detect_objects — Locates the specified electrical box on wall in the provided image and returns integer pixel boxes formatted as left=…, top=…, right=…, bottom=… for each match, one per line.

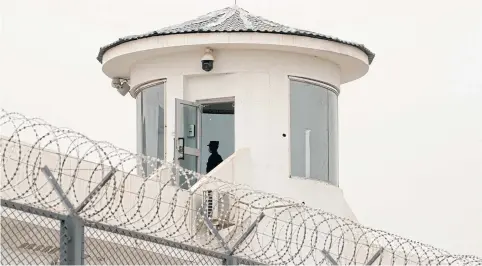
left=188, top=124, right=195, bottom=137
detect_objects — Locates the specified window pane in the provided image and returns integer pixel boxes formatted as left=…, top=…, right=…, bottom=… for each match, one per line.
left=136, top=83, right=165, bottom=176
left=328, top=91, right=339, bottom=186
left=290, top=80, right=336, bottom=184
left=179, top=154, right=198, bottom=189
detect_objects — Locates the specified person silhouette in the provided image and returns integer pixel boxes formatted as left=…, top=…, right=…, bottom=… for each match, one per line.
left=206, top=141, right=223, bottom=173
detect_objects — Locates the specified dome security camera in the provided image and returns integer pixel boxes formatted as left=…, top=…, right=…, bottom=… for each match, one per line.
left=117, top=82, right=130, bottom=96
left=111, top=78, right=121, bottom=88
left=111, top=77, right=130, bottom=96
left=201, top=48, right=214, bottom=72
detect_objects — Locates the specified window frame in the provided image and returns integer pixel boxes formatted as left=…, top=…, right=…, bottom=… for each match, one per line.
left=132, top=78, right=167, bottom=98
left=288, top=75, right=339, bottom=186
left=135, top=79, right=167, bottom=176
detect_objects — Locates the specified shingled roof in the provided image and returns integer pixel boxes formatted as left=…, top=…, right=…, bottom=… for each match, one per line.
left=97, top=5, right=375, bottom=64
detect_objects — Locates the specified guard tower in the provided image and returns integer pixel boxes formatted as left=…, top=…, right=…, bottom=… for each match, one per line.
left=97, top=6, right=374, bottom=219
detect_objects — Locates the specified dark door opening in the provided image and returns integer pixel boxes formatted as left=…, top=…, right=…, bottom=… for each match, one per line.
left=200, top=99, right=235, bottom=175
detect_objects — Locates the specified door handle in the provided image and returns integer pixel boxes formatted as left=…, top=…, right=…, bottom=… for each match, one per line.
left=177, top=137, right=185, bottom=160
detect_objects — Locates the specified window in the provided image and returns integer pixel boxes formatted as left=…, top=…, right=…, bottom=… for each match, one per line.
left=136, top=82, right=165, bottom=176
left=289, top=77, right=339, bottom=186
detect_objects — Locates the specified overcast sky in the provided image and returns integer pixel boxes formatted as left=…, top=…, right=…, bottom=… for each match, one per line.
left=1, top=0, right=481, bottom=257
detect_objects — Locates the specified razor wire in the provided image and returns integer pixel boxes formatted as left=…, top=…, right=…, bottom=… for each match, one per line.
left=1, top=108, right=481, bottom=266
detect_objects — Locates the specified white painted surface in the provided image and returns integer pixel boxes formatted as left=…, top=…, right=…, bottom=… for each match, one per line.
left=0, top=138, right=419, bottom=265
left=2, top=1, right=481, bottom=258
left=120, top=47, right=361, bottom=220
left=101, top=32, right=369, bottom=84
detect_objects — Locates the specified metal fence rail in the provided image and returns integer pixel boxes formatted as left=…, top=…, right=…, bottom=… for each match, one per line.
left=1, top=108, right=482, bottom=265
left=1, top=199, right=256, bottom=265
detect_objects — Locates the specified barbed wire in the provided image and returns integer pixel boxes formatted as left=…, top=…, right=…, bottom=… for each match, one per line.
left=1, top=108, right=481, bottom=265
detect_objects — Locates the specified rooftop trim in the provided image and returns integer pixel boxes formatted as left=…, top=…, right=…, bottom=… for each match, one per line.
left=96, top=6, right=375, bottom=64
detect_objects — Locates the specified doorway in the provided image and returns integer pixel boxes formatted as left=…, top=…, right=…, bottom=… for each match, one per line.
left=198, top=97, right=235, bottom=175
left=174, top=97, right=235, bottom=188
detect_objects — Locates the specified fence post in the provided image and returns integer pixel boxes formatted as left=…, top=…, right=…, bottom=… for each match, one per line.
left=322, top=249, right=338, bottom=265
left=223, top=256, right=238, bottom=265
left=199, top=206, right=232, bottom=254
left=367, top=248, right=384, bottom=265
left=60, top=215, right=85, bottom=265
left=223, top=212, right=265, bottom=265
left=229, top=212, right=265, bottom=255
left=42, top=166, right=85, bottom=265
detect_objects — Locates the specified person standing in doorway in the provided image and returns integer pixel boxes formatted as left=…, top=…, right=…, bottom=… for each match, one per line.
left=206, top=141, right=223, bottom=174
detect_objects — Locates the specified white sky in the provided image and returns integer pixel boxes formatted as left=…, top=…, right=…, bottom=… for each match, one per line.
left=1, top=0, right=481, bottom=257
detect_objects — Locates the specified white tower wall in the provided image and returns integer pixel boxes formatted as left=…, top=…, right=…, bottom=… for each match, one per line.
left=128, top=48, right=356, bottom=219
left=98, top=9, right=372, bottom=222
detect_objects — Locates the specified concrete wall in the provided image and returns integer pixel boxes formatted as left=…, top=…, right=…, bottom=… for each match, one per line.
left=129, top=49, right=356, bottom=220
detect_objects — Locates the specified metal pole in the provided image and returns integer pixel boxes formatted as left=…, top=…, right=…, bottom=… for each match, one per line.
left=41, top=166, right=75, bottom=214
left=60, top=215, right=85, bottom=265
left=229, top=212, right=265, bottom=255
left=1, top=199, right=67, bottom=220
left=199, top=207, right=232, bottom=254
left=42, top=166, right=84, bottom=265
left=367, top=248, right=384, bottom=265
left=223, top=256, right=238, bottom=265
left=322, top=249, right=338, bottom=265
left=75, top=169, right=116, bottom=213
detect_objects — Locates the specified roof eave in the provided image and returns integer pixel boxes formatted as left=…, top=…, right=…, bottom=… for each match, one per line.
left=97, top=31, right=375, bottom=65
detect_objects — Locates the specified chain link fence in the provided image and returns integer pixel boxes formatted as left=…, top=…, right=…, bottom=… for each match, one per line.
left=83, top=227, right=224, bottom=265
left=1, top=109, right=482, bottom=265
left=1, top=204, right=60, bottom=265
left=1, top=200, right=257, bottom=265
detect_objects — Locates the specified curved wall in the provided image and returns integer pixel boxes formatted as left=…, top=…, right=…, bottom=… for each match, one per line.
left=101, top=32, right=369, bottom=83
left=129, top=48, right=356, bottom=220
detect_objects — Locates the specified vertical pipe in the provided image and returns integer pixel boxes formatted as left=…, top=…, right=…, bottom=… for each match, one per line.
left=305, top=129, right=311, bottom=178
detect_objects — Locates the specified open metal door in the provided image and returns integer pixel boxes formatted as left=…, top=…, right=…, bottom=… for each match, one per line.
left=174, top=98, right=202, bottom=189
